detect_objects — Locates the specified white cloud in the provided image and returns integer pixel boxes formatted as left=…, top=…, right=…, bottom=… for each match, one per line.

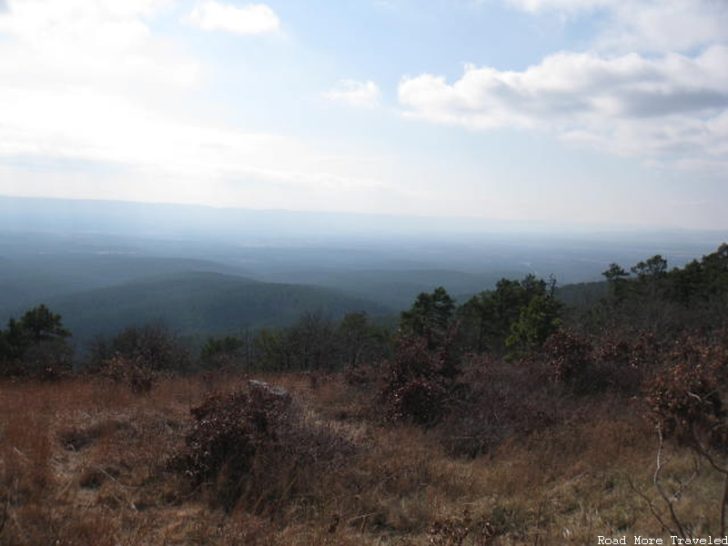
left=186, top=1, right=279, bottom=35
left=398, top=0, right=728, bottom=172
left=506, top=0, right=728, bottom=54
left=0, top=0, right=198, bottom=92
left=0, top=0, right=394, bottom=211
left=597, top=1, right=728, bottom=54
left=506, top=0, right=611, bottom=13
left=323, top=79, right=382, bottom=108
left=398, top=47, right=728, bottom=170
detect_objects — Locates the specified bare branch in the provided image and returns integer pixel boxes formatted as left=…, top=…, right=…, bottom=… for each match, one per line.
left=628, top=475, right=676, bottom=537
left=652, top=426, right=689, bottom=540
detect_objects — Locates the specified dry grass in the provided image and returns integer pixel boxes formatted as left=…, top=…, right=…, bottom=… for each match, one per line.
left=0, top=373, right=724, bottom=545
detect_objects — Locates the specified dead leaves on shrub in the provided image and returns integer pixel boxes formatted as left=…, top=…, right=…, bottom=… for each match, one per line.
left=170, top=380, right=356, bottom=513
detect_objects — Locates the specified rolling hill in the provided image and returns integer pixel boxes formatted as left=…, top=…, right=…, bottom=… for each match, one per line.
left=264, top=269, right=519, bottom=309
left=23, top=272, right=390, bottom=347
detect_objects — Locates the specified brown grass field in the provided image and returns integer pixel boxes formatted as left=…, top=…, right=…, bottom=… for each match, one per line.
left=0, top=372, right=724, bottom=545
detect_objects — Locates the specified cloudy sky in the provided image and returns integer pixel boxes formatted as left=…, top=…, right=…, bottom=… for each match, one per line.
left=0, top=0, right=727, bottom=229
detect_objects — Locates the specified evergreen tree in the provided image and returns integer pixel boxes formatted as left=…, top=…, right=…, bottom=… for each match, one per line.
left=400, top=287, right=455, bottom=349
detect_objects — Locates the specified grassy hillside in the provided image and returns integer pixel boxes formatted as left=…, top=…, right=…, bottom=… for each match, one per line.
left=0, top=373, right=718, bottom=545
left=37, top=272, right=390, bottom=346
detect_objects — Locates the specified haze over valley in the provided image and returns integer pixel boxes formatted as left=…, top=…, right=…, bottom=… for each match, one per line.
left=1, top=196, right=724, bottom=347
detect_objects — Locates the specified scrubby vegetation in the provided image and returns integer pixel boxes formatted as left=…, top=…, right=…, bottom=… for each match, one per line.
left=1, top=244, right=728, bottom=544
left=170, top=379, right=356, bottom=514
left=0, top=303, right=73, bottom=379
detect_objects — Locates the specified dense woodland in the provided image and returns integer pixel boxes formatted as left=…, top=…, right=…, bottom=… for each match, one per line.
left=1, top=244, right=728, bottom=544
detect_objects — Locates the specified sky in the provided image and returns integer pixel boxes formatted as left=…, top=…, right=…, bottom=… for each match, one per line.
left=0, top=0, right=727, bottom=230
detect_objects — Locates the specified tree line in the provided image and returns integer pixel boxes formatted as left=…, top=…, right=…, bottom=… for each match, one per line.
left=1, top=243, right=727, bottom=379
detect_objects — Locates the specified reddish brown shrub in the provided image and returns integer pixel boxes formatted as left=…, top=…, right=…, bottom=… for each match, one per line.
left=542, top=330, right=594, bottom=390
left=542, top=329, right=659, bottom=395
left=645, top=337, right=726, bottom=450
left=343, top=359, right=385, bottom=388
left=379, top=335, right=460, bottom=426
left=170, top=380, right=355, bottom=513
left=436, top=355, right=559, bottom=458
left=98, top=355, right=156, bottom=393
left=590, top=331, right=661, bottom=394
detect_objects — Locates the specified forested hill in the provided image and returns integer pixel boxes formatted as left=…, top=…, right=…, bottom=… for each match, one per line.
left=555, top=281, right=608, bottom=308
left=36, top=272, right=389, bottom=345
